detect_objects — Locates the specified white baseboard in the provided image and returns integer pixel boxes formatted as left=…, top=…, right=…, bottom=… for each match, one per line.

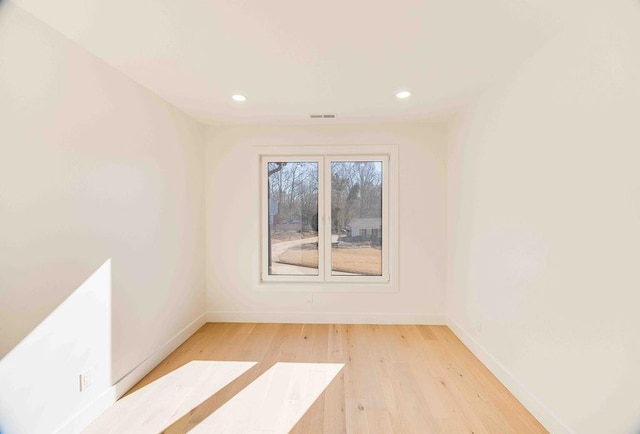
left=54, top=387, right=118, bottom=434
left=447, top=318, right=573, bottom=434
left=206, top=310, right=447, bottom=325
left=112, top=312, right=207, bottom=396
left=55, top=312, right=207, bottom=434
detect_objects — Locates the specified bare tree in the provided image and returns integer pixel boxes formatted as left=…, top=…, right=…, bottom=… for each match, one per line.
left=330, top=161, right=382, bottom=235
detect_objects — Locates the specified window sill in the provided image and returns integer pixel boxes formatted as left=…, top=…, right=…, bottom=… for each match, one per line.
left=254, top=280, right=398, bottom=293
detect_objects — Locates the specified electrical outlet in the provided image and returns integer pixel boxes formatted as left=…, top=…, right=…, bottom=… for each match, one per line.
left=80, top=370, right=92, bottom=392
left=306, top=294, right=314, bottom=304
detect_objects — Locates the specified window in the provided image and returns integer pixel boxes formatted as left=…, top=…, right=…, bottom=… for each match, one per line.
left=261, top=154, right=390, bottom=284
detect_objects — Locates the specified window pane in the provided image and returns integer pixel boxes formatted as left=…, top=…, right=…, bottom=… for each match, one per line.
left=331, top=161, right=383, bottom=276
left=267, top=162, right=319, bottom=276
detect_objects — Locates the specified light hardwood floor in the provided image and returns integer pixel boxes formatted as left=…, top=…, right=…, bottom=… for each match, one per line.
left=125, top=323, right=547, bottom=433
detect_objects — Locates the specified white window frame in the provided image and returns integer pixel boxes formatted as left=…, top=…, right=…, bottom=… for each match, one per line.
left=323, top=155, right=390, bottom=283
left=259, top=146, right=397, bottom=291
left=261, top=156, right=325, bottom=283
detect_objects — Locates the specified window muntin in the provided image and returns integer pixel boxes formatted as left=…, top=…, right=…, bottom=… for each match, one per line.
left=261, top=154, right=389, bottom=284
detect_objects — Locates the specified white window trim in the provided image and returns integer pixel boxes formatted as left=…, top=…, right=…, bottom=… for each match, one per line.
left=257, top=145, right=399, bottom=293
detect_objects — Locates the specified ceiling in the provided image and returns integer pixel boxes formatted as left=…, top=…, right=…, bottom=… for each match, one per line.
left=11, top=0, right=591, bottom=124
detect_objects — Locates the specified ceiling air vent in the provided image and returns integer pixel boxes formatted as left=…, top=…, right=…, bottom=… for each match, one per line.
left=310, top=113, right=337, bottom=119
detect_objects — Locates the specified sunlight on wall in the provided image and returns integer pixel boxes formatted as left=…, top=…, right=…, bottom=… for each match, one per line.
left=0, top=259, right=112, bottom=434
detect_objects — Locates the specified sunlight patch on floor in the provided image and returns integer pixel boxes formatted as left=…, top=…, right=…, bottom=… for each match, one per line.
left=190, top=362, right=344, bottom=434
left=84, top=361, right=256, bottom=434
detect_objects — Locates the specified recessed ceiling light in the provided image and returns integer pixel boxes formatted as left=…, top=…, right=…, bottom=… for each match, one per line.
left=396, top=91, right=412, bottom=99
left=232, top=94, right=247, bottom=102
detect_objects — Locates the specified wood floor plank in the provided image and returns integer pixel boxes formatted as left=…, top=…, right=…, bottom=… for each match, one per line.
left=111, top=323, right=547, bottom=434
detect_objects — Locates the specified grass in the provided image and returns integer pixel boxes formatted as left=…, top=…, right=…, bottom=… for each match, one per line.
left=277, top=243, right=382, bottom=276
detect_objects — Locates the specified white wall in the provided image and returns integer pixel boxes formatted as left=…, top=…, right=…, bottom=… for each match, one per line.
left=0, top=2, right=206, bottom=431
left=205, top=123, right=447, bottom=323
left=0, top=260, right=112, bottom=434
left=447, top=2, right=640, bottom=433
